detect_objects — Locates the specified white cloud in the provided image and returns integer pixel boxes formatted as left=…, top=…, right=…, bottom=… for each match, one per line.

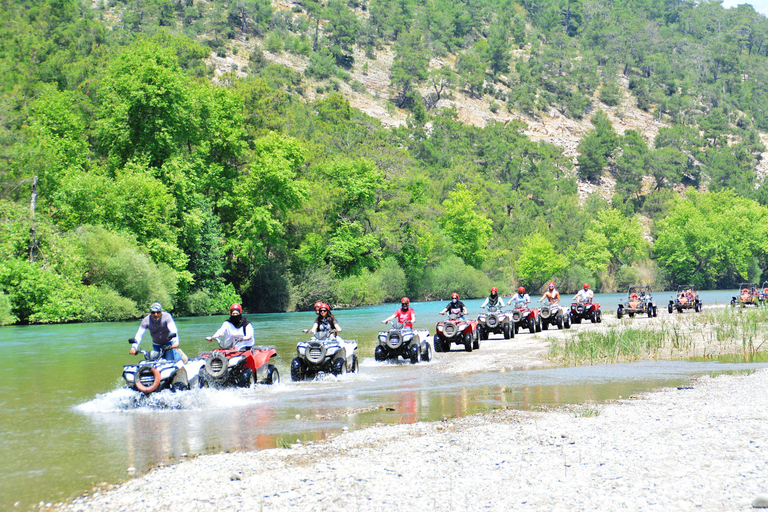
left=720, top=0, right=768, bottom=17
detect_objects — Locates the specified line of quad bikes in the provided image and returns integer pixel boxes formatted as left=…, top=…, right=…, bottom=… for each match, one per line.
left=122, top=284, right=745, bottom=400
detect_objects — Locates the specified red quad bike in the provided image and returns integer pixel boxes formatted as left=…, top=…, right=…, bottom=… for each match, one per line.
left=570, top=300, right=602, bottom=324
left=433, top=313, right=479, bottom=352
left=508, top=298, right=541, bottom=334
left=198, top=340, right=280, bottom=388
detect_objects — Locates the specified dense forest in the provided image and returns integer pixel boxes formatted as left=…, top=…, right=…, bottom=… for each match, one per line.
left=1, top=0, right=767, bottom=324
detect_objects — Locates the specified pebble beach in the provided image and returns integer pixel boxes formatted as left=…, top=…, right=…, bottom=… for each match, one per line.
left=57, top=366, right=768, bottom=512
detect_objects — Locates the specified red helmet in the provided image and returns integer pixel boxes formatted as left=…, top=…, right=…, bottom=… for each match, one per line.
left=518, top=287, right=525, bottom=293
left=548, top=282, right=555, bottom=289
left=320, top=303, right=330, bottom=311
left=583, top=283, right=589, bottom=289
left=401, top=297, right=410, bottom=305
left=230, top=303, right=242, bottom=314
left=314, top=301, right=323, bottom=309
left=451, top=292, right=459, bottom=299
left=491, top=287, right=498, bottom=293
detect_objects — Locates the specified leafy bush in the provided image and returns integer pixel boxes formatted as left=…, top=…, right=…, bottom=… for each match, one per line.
left=290, top=264, right=337, bottom=311
left=418, top=256, right=491, bottom=300
left=335, top=271, right=386, bottom=307
left=305, top=48, right=336, bottom=79
left=371, top=257, right=407, bottom=303
left=81, top=286, right=140, bottom=322
left=0, top=292, right=17, bottom=325
left=74, top=226, right=177, bottom=311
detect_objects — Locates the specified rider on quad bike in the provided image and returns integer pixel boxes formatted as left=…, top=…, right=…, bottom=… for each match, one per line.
left=570, top=283, right=602, bottom=323
left=538, top=283, right=570, bottom=330
left=130, top=302, right=186, bottom=362
left=508, top=287, right=540, bottom=334
left=434, top=293, right=479, bottom=352
left=477, top=287, right=513, bottom=340
left=382, top=297, right=416, bottom=327
left=199, top=303, right=279, bottom=387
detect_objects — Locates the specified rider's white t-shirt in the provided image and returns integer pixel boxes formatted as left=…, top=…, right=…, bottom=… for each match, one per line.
left=575, top=289, right=594, bottom=302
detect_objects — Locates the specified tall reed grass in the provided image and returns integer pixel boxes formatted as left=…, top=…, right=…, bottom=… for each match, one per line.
left=548, top=306, right=768, bottom=365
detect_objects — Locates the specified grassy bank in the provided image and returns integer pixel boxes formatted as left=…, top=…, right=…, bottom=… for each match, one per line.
left=548, top=307, right=768, bottom=365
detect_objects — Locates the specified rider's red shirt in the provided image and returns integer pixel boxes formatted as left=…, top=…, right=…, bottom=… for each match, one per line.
left=394, top=307, right=415, bottom=328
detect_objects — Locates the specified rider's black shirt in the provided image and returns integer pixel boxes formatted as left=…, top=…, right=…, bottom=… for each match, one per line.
left=444, top=300, right=466, bottom=315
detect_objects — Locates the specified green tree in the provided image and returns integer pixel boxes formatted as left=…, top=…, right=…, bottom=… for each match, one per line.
left=439, top=188, right=492, bottom=269
left=515, top=232, right=569, bottom=291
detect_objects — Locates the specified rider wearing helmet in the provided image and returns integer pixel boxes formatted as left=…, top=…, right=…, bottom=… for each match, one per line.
left=206, top=303, right=254, bottom=351
left=130, top=302, right=182, bottom=361
left=382, top=297, right=415, bottom=328
left=573, top=283, right=594, bottom=303
left=510, top=286, right=531, bottom=308
left=439, top=292, right=468, bottom=319
left=313, top=301, right=324, bottom=315
left=309, top=303, right=343, bottom=340
left=539, top=282, right=561, bottom=304
left=481, top=287, right=505, bottom=309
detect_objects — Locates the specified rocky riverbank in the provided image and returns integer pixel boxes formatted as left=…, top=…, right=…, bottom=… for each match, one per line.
left=56, top=365, right=768, bottom=512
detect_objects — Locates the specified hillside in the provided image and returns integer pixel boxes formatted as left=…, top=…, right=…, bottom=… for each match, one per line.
left=1, top=0, right=768, bottom=324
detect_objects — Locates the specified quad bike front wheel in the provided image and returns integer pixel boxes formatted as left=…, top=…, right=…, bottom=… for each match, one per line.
left=464, top=332, right=473, bottom=352
left=374, top=345, right=387, bottom=361
left=668, top=303, right=673, bottom=314
left=410, top=344, right=420, bottom=364
left=240, top=368, right=255, bottom=388
left=332, top=358, right=347, bottom=375
left=349, top=355, right=359, bottom=373
left=290, top=358, right=305, bottom=382
left=420, top=342, right=432, bottom=362
left=433, top=334, right=443, bottom=352
left=503, top=323, right=511, bottom=339
left=536, top=318, right=542, bottom=332
left=472, top=331, right=480, bottom=350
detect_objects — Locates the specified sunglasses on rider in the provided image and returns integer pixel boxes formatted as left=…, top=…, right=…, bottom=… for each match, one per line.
left=319, top=309, right=328, bottom=313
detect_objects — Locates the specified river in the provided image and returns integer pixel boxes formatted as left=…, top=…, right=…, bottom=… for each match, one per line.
left=0, top=289, right=763, bottom=509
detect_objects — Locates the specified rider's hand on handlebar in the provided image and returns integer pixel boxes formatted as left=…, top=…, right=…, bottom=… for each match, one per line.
left=303, top=329, right=309, bottom=333
left=129, top=348, right=136, bottom=355
left=206, top=337, right=213, bottom=342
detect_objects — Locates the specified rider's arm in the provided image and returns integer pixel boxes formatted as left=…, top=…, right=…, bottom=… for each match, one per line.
left=208, top=322, right=228, bottom=341
left=309, top=322, right=319, bottom=333
left=480, top=297, right=489, bottom=308
left=333, top=321, right=342, bottom=332
left=243, top=322, right=254, bottom=341
left=166, top=316, right=179, bottom=348
left=499, top=297, right=505, bottom=307
left=382, top=313, right=395, bottom=324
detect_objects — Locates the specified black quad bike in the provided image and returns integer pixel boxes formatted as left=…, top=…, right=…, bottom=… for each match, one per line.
left=374, top=321, right=432, bottom=364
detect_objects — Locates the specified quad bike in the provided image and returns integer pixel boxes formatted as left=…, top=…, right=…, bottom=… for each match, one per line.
left=198, top=338, right=279, bottom=388
left=374, top=321, right=432, bottom=364
left=731, top=283, right=759, bottom=308
left=508, top=299, right=541, bottom=334
left=291, top=330, right=359, bottom=381
left=433, top=313, right=479, bottom=352
left=476, top=305, right=513, bottom=340
left=538, top=301, right=570, bottom=330
left=570, top=300, right=602, bottom=324
left=668, top=285, right=702, bottom=313
left=122, top=334, right=205, bottom=395
left=617, top=285, right=658, bottom=319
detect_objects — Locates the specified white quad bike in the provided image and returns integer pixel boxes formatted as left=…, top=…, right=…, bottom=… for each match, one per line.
left=122, top=333, right=205, bottom=394
left=374, top=321, right=432, bottom=364
left=291, top=330, right=359, bottom=381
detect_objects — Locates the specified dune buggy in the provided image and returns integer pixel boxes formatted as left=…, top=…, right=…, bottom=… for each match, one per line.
left=668, top=285, right=702, bottom=313
left=476, top=305, right=513, bottom=340
left=617, top=286, right=657, bottom=319
left=731, top=283, right=760, bottom=308
left=375, top=321, right=432, bottom=363
left=570, top=300, right=601, bottom=324
left=433, top=313, right=479, bottom=352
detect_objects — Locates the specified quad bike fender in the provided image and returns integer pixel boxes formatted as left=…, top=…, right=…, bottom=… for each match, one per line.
left=250, top=346, right=278, bottom=369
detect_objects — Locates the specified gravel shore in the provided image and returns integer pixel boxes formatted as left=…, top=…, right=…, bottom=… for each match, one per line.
left=58, top=367, right=768, bottom=512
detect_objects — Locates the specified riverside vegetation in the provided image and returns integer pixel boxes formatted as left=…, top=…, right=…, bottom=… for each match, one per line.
left=1, top=0, right=768, bottom=324
left=548, top=306, right=768, bottom=365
